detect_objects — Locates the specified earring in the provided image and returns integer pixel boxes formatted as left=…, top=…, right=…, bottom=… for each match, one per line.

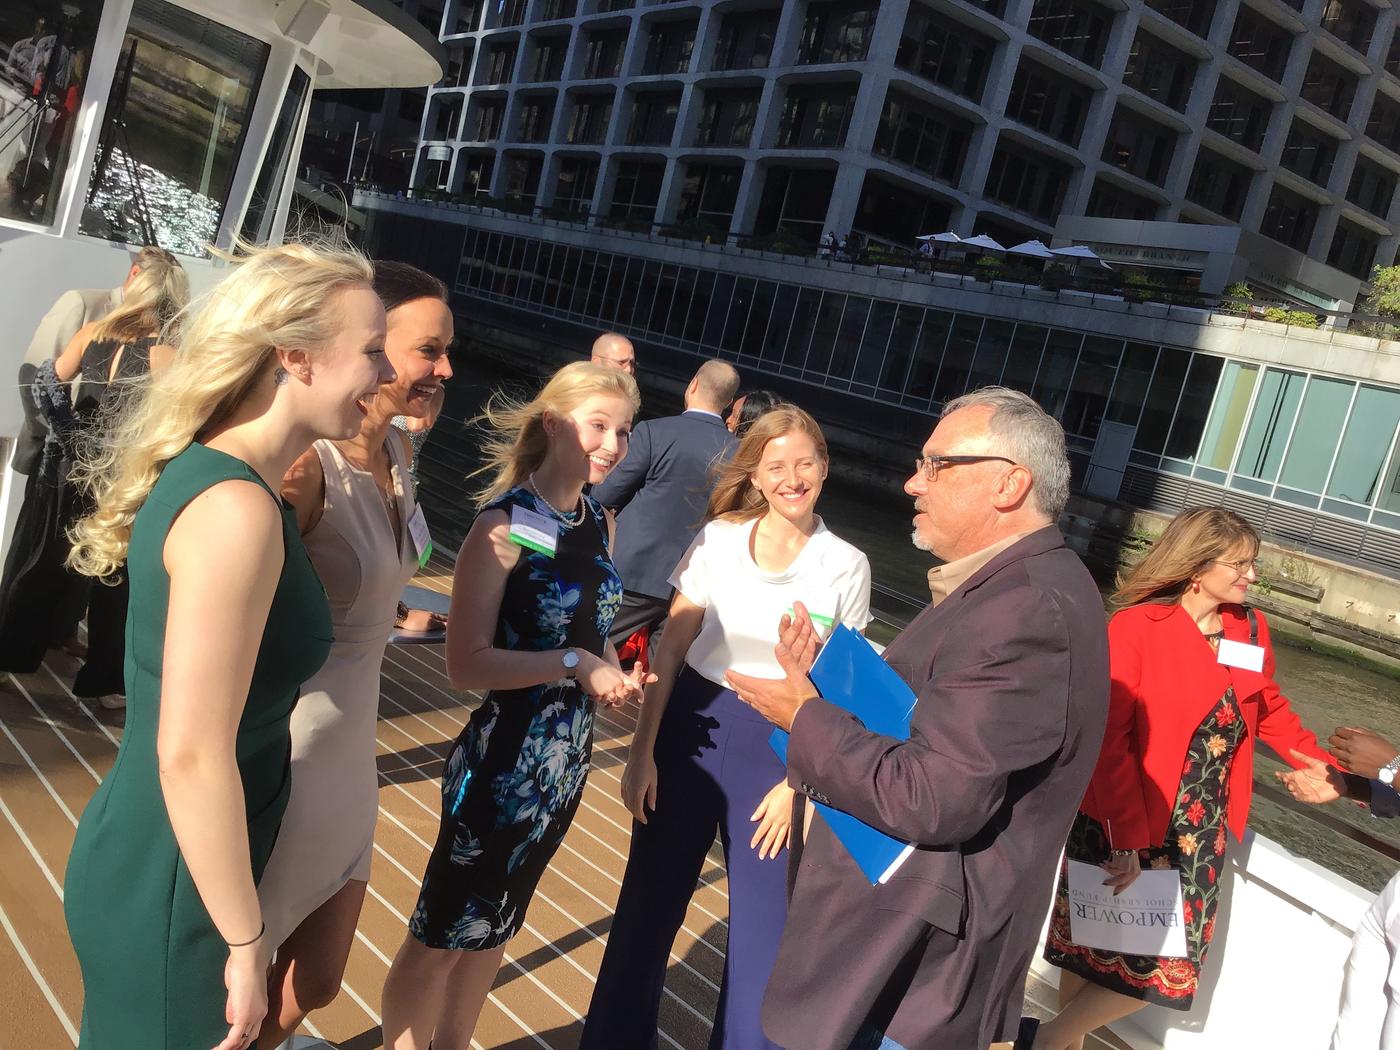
left=273, top=366, right=289, bottom=386
left=1192, top=581, right=1200, bottom=593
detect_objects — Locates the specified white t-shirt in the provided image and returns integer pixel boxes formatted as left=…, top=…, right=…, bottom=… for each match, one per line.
left=670, top=516, right=873, bottom=686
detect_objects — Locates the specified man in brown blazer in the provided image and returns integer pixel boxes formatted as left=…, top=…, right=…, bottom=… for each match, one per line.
left=728, top=387, right=1110, bottom=1050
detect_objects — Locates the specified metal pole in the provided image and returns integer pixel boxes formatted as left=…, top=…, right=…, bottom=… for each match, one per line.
left=345, top=119, right=359, bottom=181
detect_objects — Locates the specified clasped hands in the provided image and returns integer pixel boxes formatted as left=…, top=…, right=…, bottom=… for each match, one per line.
left=1275, top=727, right=1398, bottom=805
left=725, top=601, right=823, bottom=732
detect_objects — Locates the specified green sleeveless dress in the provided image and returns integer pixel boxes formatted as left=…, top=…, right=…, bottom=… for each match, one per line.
left=64, top=443, right=333, bottom=1048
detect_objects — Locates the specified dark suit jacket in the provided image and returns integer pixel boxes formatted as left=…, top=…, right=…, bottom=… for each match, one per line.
left=764, top=526, right=1110, bottom=1050
left=590, top=409, right=736, bottom=600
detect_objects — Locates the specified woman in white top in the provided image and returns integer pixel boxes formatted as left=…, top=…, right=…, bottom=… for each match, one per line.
left=580, top=404, right=872, bottom=1050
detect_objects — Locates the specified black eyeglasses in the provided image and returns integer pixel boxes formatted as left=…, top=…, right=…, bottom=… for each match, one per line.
left=914, top=454, right=1017, bottom=481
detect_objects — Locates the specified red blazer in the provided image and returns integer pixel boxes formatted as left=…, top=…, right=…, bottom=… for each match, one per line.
left=1080, top=602, right=1331, bottom=849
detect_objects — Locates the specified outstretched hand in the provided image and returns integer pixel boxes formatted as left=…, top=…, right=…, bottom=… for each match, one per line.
left=1277, top=749, right=1347, bottom=804
left=726, top=602, right=822, bottom=732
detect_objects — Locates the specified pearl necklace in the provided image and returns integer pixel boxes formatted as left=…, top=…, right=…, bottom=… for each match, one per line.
left=528, top=474, right=585, bottom=526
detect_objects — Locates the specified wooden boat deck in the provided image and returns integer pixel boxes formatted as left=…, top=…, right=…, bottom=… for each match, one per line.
left=0, top=556, right=1131, bottom=1049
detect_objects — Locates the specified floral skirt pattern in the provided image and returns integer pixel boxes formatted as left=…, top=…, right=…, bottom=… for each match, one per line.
left=1044, top=688, right=1246, bottom=1010
left=408, top=683, right=594, bottom=951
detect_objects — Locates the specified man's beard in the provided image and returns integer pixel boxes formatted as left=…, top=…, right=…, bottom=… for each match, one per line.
left=910, top=526, right=932, bottom=552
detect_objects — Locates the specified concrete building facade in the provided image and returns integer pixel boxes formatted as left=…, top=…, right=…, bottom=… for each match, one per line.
left=412, top=0, right=1400, bottom=308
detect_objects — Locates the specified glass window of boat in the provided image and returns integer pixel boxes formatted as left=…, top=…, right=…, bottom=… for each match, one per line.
left=80, top=0, right=269, bottom=256
left=240, top=66, right=309, bottom=245
left=0, top=0, right=103, bottom=227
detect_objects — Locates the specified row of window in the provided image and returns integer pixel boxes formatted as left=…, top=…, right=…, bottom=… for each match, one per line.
left=455, top=226, right=1400, bottom=533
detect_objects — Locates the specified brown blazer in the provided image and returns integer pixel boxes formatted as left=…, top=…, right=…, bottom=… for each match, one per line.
left=763, top=527, right=1110, bottom=1050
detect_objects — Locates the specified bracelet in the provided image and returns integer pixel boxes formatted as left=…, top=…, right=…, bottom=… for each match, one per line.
left=225, top=921, right=264, bottom=948
left=1109, top=848, right=1137, bottom=858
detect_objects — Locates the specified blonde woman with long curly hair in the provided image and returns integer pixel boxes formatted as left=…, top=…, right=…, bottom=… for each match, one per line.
left=582, top=404, right=871, bottom=1050
left=382, top=361, right=648, bottom=1050
left=62, top=242, right=393, bottom=1050
left=0, top=249, right=187, bottom=692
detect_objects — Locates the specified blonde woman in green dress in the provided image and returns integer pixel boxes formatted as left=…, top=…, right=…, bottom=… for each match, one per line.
left=62, top=242, right=395, bottom=1050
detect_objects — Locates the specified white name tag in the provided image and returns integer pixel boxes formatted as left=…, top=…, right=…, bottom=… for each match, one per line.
left=407, top=505, right=433, bottom=569
left=1217, top=637, right=1265, bottom=672
left=508, top=505, right=559, bottom=558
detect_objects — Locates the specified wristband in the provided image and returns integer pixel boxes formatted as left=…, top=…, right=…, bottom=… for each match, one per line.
left=1109, top=848, right=1137, bottom=858
left=225, top=921, right=265, bottom=948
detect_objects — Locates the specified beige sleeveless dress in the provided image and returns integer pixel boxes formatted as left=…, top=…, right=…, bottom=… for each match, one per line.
left=257, top=435, right=418, bottom=946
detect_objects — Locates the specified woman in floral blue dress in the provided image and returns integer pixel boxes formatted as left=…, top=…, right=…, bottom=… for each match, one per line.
left=381, top=361, right=649, bottom=1049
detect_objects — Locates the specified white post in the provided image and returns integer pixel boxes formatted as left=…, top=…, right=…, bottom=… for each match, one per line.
left=345, top=119, right=360, bottom=181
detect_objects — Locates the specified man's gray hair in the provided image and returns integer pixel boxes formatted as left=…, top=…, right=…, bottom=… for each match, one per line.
left=942, top=386, right=1070, bottom=519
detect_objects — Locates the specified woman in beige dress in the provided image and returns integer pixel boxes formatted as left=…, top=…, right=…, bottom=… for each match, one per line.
left=256, top=262, right=454, bottom=1047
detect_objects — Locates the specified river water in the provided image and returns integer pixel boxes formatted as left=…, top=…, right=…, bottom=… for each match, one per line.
left=429, top=352, right=1400, bottom=893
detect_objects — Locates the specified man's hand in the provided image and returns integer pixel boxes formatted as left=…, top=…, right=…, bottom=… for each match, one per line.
left=1277, top=749, right=1347, bottom=804
left=726, top=603, right=822, bottom=732
left=1328, top=727, right=1398, bottom=778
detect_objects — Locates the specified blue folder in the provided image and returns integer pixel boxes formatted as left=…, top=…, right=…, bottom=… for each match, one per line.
left=770, top=624, right=919, bottom=885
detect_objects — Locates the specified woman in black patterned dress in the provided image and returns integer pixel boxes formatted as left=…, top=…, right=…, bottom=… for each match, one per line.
left=381, top=361, right=651, bottom=1050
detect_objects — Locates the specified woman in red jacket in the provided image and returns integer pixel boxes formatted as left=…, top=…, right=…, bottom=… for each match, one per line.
left=1032, top=507, right=1335, bottom=1050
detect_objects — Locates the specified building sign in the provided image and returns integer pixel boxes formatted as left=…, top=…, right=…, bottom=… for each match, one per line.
left=1085, top=243, right=1208, bottom=270
left=426, top=145, right=452, bottom=162
left=1247, top=268, right=1340, bottom=311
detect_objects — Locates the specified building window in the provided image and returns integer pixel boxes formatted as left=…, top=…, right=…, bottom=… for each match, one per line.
left=642, top=20, right=697, bottom=76
left=1280, top=119, right=1341, bottom=187
left=1227, top=7, right=1293, bottom=83
left=1143, top=0, right=1215, bottom=38
left=493, top=0, right=527, bottom=27
left=627, top=91, right=681, bottom=146
left=482, top=41, right=517, bottom=84
left=583, top=28, right=628, bottom=78
left=873, top=90, right=973, bottom=185
left=754, top=166, right=836, bottom=242
left=1026, top=0, right=1114, bottom=69
left=698, top=88, right=760, bottom=147
left=856, top=173, right=953, bottom=246
left=503, top=153, right=542, bottom=205
left=1005, top=58, right=1094, bottom=146
left=457, top=151, right=494, bottom=197
left=1321, top=0, right=1375, bottom=54
left=797, top=1, right=879, bottom=65
left=566, top=92, right=613, bottom=144
left=553, top=156, right=598, bottom=214
left=1101, top=105, right=1178, bottom=186
left=1123, top=30, right=1196, bottom=112
left=678, top=163, right=742, bottom=228
left=528, top=34, right=569, bottom=82
left=1260, top=182, right=1320, bottom=251
left=984, top=141, right=1072, bottom=221
left=1347, top=155, right=1397, bottom=219
left=1207, top=76, right=1272, bottom=153
left=1185, top=147, right=1254, bottom=220
left=80, top=0, right=268, bottom=255
left=1366, top=91, right=1400, bottom=154
left=713, top=8, right=779, bottom=71
left=896, top=2, right=994, bottom=103
left=1328, top=218, right=1380, bottom=279
left=538, top=0, right=576, bottom=20
left=448, top=1, right=483, bottom=34
left=1300, top=51, right=1357, bottom=121
left=1086, top=177, right=1160, bottom=219
left=610, top=159, right=665, bottom=221
left=517, top=95, right=555, bottom=142
left=1329, top=386, right=1400, bottom=509
left=1388, top=28, right=1400, bottom=78
left=776, top=84, right=858, bottom=148
left=470, top=98, right=506, bottom=141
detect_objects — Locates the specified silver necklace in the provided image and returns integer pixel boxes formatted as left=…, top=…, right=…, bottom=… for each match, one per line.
left=528, top=474, right=585, bottom=526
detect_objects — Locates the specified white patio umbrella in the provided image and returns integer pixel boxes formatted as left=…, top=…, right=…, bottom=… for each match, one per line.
left=916, top=231, right=963, bottom=243
left=961, top=233, right=1006, bottom=252
left=1008, top=239, right=1057, bottom=260
left=1051, top=244, right=1111, bottom=268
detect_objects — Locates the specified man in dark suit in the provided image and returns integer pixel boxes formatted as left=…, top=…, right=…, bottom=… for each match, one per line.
left=728, top=386, right=1110, bottom=1050
left=591, top=358, right=740, bottom=651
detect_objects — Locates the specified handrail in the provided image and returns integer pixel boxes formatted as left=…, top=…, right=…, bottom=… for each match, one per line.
left=355, top=188, right=1400, bottom=344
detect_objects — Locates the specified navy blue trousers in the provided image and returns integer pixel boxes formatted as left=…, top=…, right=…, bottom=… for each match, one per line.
left=582, top=666, right=789, bottom=1050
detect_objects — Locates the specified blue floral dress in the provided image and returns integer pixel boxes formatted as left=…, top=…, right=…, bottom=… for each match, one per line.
left=409, top=487, right=622, bottom=950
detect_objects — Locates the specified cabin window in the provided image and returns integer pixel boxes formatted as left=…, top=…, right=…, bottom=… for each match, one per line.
left=0, top=0, right=104, bottom=228
left=80, top=0, right=269, bottom=256
left=240, top=66, right=310, bottom=245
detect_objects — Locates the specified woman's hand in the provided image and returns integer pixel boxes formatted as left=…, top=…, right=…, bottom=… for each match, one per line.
left=624, top=661, right=658, bottom=699
left=1101, top=851, right=1141, bottom=896
left=214, top=940, right=271, bottom=1050
left=750, top=779, right=796, bottom=860
left=621, top=749, right=658, bottom=823
left=1278, top=749, right=1346, bottom=804
left=577, top=652, right=642, bottom=708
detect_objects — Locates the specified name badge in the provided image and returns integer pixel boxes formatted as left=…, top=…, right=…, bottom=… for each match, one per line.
left=1217, top=637, right=1265, bottom=673
left=509, top=505, right=559, bottom=558
left=407, top=505, right=433, bottom=569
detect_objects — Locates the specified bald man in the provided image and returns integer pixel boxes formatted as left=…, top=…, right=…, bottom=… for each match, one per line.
left=591, top=359, right=740, bottom=654
left=591, top=332, right=636, bottom=375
